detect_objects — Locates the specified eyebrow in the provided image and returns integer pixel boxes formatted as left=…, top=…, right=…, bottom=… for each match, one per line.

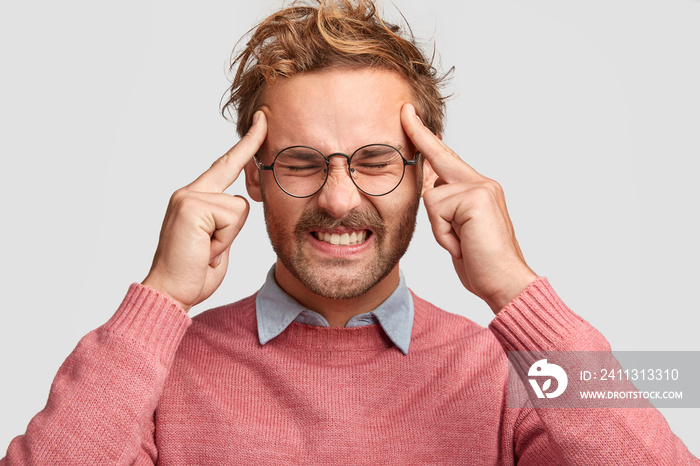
left=356, top=144, right=404, bottom=155
left=269, top=143, right=405, bottom=157
left=277, top=148, right=323, bottom=161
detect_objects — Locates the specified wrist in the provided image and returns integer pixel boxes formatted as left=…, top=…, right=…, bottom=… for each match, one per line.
left=487, top=269, right=539, bottom=314
left=141, top=275, right=192, bottom=313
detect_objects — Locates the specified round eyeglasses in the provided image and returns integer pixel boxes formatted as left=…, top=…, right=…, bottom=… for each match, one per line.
left=254, top=144, right=420, bottom=198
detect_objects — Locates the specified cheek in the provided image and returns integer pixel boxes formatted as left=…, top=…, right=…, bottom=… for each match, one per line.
left=397, top=169, right=423, bottom=207
left=262, top=190, right=307, bottom=231
left=374, top=187, right=421, bottom=228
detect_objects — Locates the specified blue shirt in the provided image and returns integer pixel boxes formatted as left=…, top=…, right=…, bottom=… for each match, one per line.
left=255, top=266, right=414, bottom=354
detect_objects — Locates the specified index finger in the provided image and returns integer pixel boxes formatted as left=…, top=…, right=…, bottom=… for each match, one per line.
left=188, top=110, right=268, bottom=193
left=400, top=103, right=480, bottom=183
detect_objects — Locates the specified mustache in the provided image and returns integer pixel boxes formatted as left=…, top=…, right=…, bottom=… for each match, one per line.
left=294, top=207, right=386, bottom=236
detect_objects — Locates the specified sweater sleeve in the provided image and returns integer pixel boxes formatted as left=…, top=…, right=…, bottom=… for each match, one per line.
left=489, top=278, right=699, bottom=465
left=1, top=283, right=191, bottom=465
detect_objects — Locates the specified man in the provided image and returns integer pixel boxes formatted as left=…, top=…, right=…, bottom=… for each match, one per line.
left=1, top=0, right=697, bottom=464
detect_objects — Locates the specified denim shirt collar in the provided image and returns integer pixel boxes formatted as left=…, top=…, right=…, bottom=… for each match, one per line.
left=256, top=266, right=413, bottom=355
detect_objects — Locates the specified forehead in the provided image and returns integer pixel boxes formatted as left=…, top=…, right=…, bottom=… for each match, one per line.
left=260, top=68, right=413, bottom=153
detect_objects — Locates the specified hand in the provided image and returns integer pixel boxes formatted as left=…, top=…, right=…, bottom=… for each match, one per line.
left=142, top=111, right=267, bottom=312
left=401, top=104, right=537, bottom=314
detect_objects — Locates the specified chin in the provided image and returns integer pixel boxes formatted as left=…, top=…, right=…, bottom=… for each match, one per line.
left=307, top=265, right=392, bottom=300
left=280, top=253, right=396, bottom=300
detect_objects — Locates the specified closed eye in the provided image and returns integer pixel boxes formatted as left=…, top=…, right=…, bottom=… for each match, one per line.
left=284, top=164, right=322, bottom=172
left=356, top=162, right=388, bottom=169
left=276, top=147, right=326, bottom=173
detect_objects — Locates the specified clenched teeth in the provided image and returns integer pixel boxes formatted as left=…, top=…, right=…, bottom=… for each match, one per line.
left=313, top=230, right=368, bottom=246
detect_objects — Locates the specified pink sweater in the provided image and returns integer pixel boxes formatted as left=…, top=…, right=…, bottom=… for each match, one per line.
left=1, top=278, right=697, bottom=464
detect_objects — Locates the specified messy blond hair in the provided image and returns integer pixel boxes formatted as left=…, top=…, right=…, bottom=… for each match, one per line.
left=221, top=0, right=449, bottom=137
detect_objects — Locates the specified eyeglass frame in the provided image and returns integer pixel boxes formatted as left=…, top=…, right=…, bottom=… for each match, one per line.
left=253, top=143, right=421, bottom=198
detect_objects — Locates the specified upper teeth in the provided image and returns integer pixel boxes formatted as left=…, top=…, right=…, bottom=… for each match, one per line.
left=315, top=230, right=368, bottom=245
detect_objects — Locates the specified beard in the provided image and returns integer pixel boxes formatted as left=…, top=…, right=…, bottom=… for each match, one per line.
left=263, top=196, right=420, bottom=300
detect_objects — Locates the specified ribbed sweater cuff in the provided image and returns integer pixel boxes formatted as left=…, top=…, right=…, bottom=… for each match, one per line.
left=102, top=283, right=192, bottom=365
left=488, top=277, right=586, bottom=353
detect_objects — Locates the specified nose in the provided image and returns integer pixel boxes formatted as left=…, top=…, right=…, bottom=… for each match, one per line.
left=316, top=154, right=362, bottom=218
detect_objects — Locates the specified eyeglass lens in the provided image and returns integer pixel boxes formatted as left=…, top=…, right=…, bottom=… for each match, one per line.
left=273, top=145, right=406, bottom=197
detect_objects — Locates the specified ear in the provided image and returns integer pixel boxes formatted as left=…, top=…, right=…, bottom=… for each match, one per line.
left=244, top=159, right=263, bottom=202
left=420, top=133, right=441, bottom=196
left=421, top=156, right=439, bottom=196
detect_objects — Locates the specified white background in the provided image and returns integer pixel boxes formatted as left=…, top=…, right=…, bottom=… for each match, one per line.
left=1, top=0, right=698, bottom=457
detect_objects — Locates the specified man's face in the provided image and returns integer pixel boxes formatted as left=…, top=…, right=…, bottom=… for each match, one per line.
left=247, top=68, right=423, bottom=300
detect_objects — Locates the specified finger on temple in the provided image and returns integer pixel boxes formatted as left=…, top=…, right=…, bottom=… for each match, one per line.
left=189, top=111, right=268, bottom=193
left=400, top=103, right=481, bottom=184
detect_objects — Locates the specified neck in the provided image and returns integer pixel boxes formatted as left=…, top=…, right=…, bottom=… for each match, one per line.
left=273, top=259, right=400, bottom=327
